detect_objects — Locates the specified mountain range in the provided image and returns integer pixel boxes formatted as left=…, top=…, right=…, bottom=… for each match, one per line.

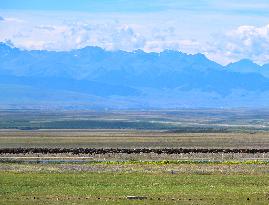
left=1, top=42, right=269, bottom=109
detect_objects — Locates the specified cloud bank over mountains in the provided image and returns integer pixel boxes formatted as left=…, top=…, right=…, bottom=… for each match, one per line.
left=1, top=11, right=269, bottom=65
left=0, top=16, right=200, bottom=55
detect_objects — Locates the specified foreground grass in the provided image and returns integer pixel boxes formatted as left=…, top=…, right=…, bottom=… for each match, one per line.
left=0, top=171, right=269, bottom=204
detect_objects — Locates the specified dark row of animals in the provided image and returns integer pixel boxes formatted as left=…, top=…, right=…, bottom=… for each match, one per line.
left=0, top=148, right=268, bottom=154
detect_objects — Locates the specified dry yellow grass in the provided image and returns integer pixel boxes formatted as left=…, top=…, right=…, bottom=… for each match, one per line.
left=0, top=130, right=268, bottom=149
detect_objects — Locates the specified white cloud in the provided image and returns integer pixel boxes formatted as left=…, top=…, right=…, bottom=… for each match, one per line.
left=0, top=20, right=148, bottom=51
left=208, top=24, right=269, bottom=65
left=0, top=16, right=202, bottom=55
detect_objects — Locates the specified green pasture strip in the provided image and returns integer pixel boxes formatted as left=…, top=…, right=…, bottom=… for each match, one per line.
left=0, top=172, right=268, bottom=205
left=94, top=159, right=269, bottom=165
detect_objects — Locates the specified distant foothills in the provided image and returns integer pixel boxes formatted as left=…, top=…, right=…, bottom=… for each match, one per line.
left=1, top=42, right=269, bottom=109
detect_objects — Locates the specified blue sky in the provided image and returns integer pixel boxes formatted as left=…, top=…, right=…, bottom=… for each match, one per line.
left=1, top=0, right=269, bottom=14
left=1, top=0, right=269, bottom=64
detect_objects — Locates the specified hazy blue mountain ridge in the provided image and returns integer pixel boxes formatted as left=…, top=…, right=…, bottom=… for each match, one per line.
left=227, top=59, right=269, bottom=78
left=1, top=43, right=269, bottom=108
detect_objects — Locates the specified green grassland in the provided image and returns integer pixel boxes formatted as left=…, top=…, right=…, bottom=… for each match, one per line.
left=1, top=161, right=269, bottom=204
left=0, top=168, right=269, bottom=205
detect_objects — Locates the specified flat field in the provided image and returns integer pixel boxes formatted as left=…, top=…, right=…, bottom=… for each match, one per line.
left=0, top=162, right=269, bottom=205
left=0, top=130, right=269, bottom=149
left=0, top=109, right=269, bottom=204
left=1, top=109, right=269, bottom=132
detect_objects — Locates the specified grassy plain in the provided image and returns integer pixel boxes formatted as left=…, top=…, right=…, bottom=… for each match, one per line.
left=0, top=164, right=269, bottom=205
left=0, top=109, right=269, bottom=204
